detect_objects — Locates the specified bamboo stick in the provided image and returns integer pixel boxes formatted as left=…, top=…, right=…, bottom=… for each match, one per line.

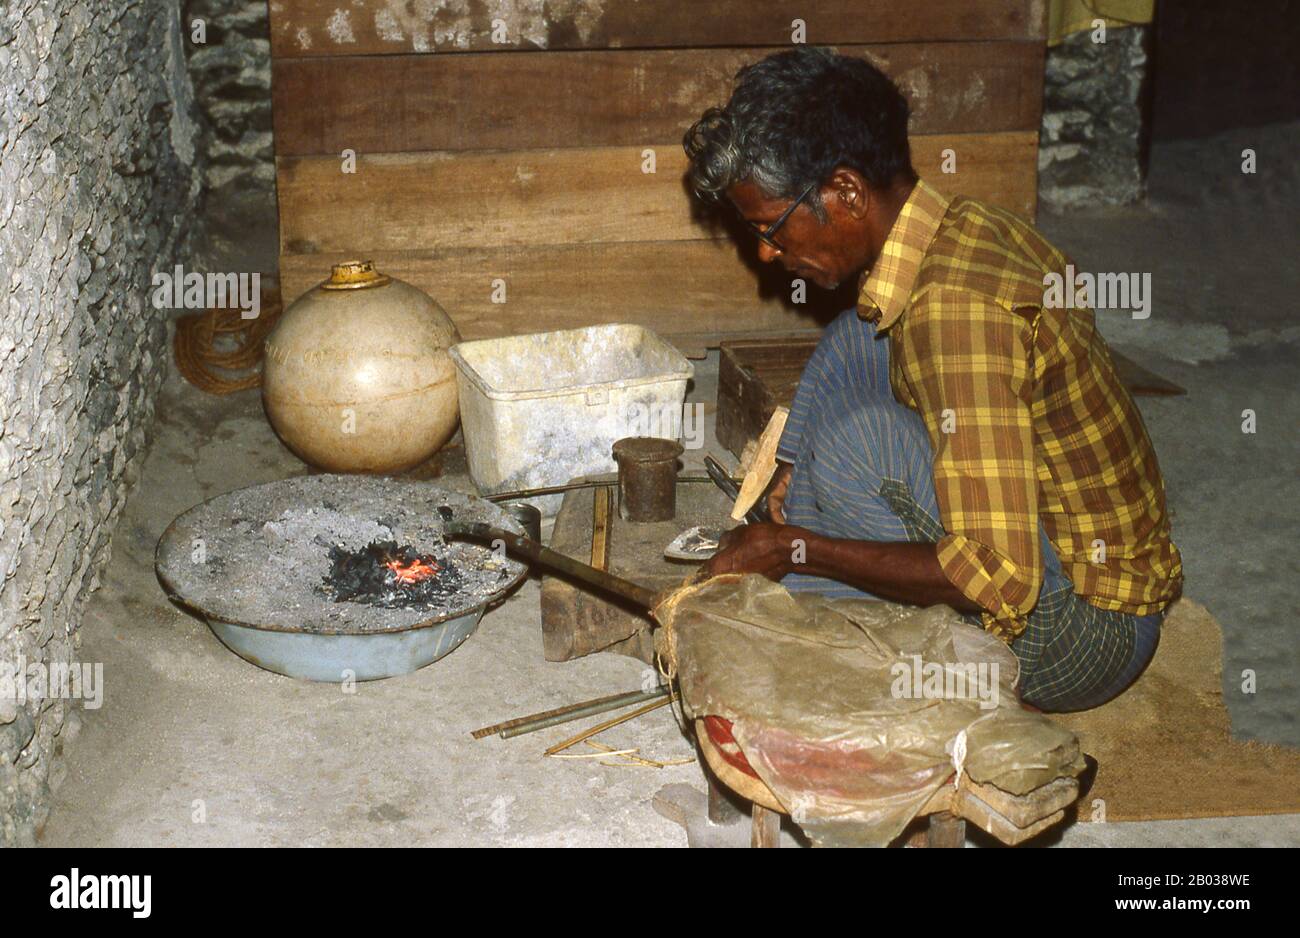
left=591, top=484, right=612, bottom=571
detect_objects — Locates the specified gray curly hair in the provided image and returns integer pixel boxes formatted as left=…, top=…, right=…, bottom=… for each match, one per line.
left=683, top=47, right=915, bottom=222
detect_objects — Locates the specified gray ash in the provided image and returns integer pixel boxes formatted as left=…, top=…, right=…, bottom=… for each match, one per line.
left=156, top=476, right=529, bottom=635
left=325, top=539, right=464, bottom=609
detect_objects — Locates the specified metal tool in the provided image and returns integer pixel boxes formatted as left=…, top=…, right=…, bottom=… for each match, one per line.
left=704, top=455, right=740, bottom=498
left=483, top=474, right=715, bottom=503
left=500, top=501, right=542, bottom=543
left=663, top=524, right=726, bottom=561
left=661, top=454, right=769, bottom=560
left=471, top=686, right=671, bottom=740
left=444, top=521, right=658, bottom=610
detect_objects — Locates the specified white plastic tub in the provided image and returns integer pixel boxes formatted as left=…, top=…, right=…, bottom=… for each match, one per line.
left=449, top=324, right=693, bottom=511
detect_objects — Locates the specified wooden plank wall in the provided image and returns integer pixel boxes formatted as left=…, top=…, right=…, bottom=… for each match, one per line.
left=269, top=1, right=1047, bottom=347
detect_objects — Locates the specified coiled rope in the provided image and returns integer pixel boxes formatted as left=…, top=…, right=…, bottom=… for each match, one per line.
left=173, top=287, right=283, bottom=394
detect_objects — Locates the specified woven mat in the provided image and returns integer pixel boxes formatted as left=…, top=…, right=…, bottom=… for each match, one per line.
left=1051, top=598, right=1300, bottom=821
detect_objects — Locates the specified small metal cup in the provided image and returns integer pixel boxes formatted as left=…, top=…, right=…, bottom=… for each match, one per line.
left=612, top=437, right=684, bottom=522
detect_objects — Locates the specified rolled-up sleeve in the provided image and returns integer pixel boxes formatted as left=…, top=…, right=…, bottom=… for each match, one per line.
left=896, top=289, right=1041, bottom=641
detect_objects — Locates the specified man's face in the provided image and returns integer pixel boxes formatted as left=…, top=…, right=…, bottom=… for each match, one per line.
left=727, top=178, right=868, bottom=290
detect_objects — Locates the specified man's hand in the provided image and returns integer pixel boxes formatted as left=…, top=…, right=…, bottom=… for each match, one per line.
left=702, top=522, right=806, bottom=581
left=765, top=461, right=794, bottom=524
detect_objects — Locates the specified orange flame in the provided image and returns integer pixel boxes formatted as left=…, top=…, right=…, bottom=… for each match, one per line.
left=385, top=556, right=439, bottom=585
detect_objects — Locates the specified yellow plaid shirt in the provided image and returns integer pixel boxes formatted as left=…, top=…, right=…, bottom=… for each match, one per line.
left=858, top=179, right=1183, bottom=640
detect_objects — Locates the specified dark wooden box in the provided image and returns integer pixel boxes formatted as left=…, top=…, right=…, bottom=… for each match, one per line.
left=716, top=337, right=819, bottom=458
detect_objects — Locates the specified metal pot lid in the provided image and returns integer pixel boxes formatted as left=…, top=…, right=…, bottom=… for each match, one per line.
left=155, top=475, right=527, bottom=635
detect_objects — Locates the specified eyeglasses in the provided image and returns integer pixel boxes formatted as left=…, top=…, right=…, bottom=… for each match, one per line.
left=738, top=182, right=818, bottom=254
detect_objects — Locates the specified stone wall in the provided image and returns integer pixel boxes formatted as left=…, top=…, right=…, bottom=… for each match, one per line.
left=0, top=0, right=203, bottom=845
left=1038, top=26, right=1151, bottom=212
left=183, top=0, right=274, bottom=195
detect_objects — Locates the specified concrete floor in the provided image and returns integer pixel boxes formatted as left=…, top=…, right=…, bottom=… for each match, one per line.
left=40, top=124, right=1300, bottom=847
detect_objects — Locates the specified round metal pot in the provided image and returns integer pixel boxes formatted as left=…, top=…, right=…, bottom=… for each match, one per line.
left=262, top=260, right=462, bottom=473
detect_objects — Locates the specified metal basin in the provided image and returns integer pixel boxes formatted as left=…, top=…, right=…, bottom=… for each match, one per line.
left=205, top=608, right=486, bottom=683
left=155, top=475, right=528, bottom=682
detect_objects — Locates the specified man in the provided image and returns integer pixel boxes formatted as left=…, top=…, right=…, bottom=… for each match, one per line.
left=683, top=47, right=1182, bottom=712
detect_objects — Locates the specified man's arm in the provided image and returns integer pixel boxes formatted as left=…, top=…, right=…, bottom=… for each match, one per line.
left=904, top=290, right=1042, bottom=635
left=703, top=522, right=982, bottom=612
left=706, top=290, right=1042, bottom=635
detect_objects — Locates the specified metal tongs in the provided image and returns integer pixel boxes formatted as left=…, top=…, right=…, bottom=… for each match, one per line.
left=662, top=456, right=768, bottom=560
left=444, top=521, right=660, bottom=610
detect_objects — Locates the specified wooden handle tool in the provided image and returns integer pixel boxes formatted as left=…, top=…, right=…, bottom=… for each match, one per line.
left=731, top=406, right=788, bottom=521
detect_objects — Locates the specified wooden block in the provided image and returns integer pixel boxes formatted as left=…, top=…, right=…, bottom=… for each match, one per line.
left=541, top=481, right=737, bottom=663
left=665, top=329, right=821, bottom=361
left=923, top=810, right=967, bottom=848
left=706, top=770, right=744, bottom=825
left=269, top=1, right=1046, bottom=59
left=924, top=131, right=1040, bottom=221
left=276, top=146, right=720, bottom=254
left=276, top=132, right=1039, bottom=254
left=270, top=43, right=1044, bottom=156
left=541, top=485, right=653, bottom=663
left=751, top=804, right=781, bottom=848
left=963, top=775, right=1079, bottom=829
left=953, top=786, right=1069, bottom=845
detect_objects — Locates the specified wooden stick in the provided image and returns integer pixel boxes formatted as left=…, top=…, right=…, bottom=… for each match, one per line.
left=731, top=407, right=788, bottom=521
left=751, top=804, right=781, bottom=848
left=548, top=748, right=640, bottom=760
left=591, top=484, right=612, bottom=572
left=544, top=694, right=677, bottom=757
left=583, top=740, right=696, bottom=769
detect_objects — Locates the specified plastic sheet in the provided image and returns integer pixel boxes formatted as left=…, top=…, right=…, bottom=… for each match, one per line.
left=655, top=574, right=1085, bottom=847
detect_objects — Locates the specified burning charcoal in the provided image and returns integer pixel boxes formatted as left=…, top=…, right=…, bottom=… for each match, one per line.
left=323, top=539, right=465, bottom=609
left=160, top=477, right=527, bottom=636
